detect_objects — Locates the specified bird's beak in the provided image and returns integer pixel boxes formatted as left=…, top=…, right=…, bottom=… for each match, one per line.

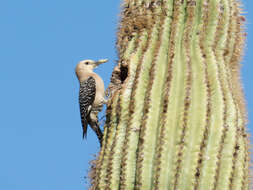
left=94, top=59, right=108, bottom=68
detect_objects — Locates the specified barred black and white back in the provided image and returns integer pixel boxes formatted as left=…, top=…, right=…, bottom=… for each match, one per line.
left=79, top=76, right=96, bottom=138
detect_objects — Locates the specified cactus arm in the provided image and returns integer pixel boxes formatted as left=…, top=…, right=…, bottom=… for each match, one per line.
left=95, top=38, right=137, bottom=189
left=175, top=1, right=208, bottom=189
left=95, top=92, right=120, bottom=189
left=197, top=0, right=226, bottom=189
left=107, top=34, right=149, bottom=189
left=120, top=23, right=160, bottom=189
left=211, top=0, right=238, bottom=189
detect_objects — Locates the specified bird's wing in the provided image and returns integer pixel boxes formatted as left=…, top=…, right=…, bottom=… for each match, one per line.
left=79, top=76, right=96, bottom=138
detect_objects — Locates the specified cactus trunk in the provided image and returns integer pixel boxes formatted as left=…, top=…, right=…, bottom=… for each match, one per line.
left=90, top=0, right=250, bottom=189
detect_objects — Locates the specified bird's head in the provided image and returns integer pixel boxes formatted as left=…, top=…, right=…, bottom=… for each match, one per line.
left=75, top=59, right=108, bottom=80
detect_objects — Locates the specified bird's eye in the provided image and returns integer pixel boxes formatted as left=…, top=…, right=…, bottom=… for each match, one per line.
left=84, top=62, right=89, bottom=65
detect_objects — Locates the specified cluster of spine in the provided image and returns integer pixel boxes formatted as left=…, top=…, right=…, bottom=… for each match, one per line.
left=90, top=0, right=250, bottom=189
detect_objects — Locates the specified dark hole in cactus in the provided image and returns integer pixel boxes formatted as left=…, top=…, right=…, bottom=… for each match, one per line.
left=107, top=63, right=129, bottom=97
left=195, top=170, right=200, bottom=177
left=120, top=64, right=128, bottom=83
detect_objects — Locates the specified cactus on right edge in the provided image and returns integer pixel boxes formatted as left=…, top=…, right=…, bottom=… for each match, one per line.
left=90, top=0, right=250, bottom=189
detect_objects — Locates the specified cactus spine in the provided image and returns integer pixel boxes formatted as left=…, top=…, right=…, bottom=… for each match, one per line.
left=90, top=0, right=250, bottom=189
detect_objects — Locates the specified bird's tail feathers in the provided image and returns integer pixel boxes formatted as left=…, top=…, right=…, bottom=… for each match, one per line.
left=90, top=121, right=103, bottom=147
left=82, top=120, right=88, bottom=139
left=82, top=131, right=87, bottom=139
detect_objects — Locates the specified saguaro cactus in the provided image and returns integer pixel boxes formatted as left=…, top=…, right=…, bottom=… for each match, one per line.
left=90, top=0, right=250, bottom=189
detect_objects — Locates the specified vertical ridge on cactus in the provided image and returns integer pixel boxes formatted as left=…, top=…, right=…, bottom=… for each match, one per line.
left=89, top=0, right=250, bottom=189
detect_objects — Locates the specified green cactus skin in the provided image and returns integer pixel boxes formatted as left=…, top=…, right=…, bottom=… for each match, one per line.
left=89, top=0, right=250, bottom=189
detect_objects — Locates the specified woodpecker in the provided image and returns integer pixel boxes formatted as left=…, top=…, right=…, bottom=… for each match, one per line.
left=75, top=59, right=108, bottom=146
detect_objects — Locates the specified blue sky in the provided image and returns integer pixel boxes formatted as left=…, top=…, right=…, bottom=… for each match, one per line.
left=0, top=1, right=252, bottom=189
